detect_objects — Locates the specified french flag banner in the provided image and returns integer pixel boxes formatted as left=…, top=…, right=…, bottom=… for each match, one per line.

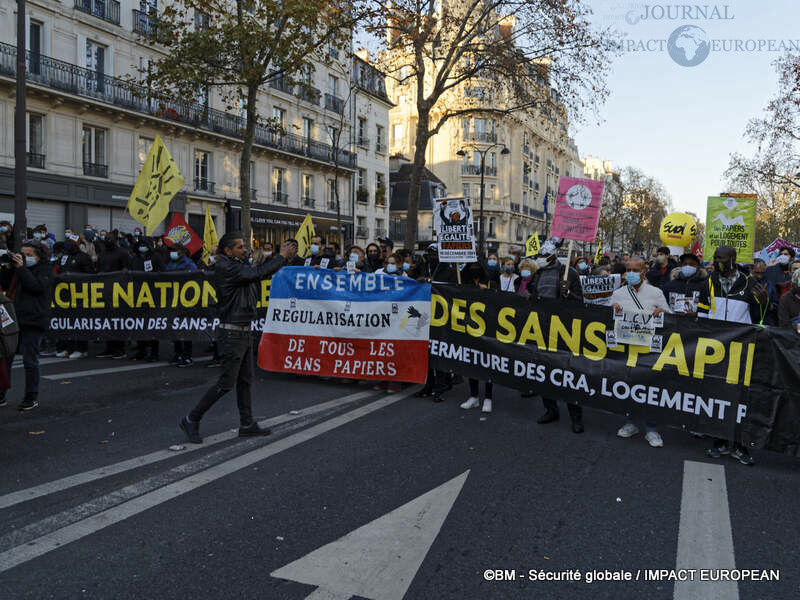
left=258, top=267, right=431, bottom=383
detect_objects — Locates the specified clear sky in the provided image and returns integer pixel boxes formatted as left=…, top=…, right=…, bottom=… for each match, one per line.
left=573, top=0, right=799, bottom=222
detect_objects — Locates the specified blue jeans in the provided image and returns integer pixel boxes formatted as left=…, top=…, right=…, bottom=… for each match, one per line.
left=6, top=328, right=43, bottom=400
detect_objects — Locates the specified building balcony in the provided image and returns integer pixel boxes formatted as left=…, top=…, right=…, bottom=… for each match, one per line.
left=27, top=152, right=45, bottom=169
left=297, top=85, right=320, bottom=105
left=375, top=142, right=386, bottom=153
left=356, top=226, right=369, bottom=238
left=510, top=202, right=520, bottom=213
left=272, top=191, right=288, bottom=205
left=268, top=75, right=293, bottom=94
left=374, top=228, right=387, bottom=237
left=83, top=162, right=108, bottom=178
left=302, top=196, right=316, bottom=209
left=74, top=0, right=120, bottom=25
left=132, top=10, right=161, bottom=40
left=356, top=187, right=369, bottom=204
left=0, top=43, right=356, bottom=171
left=466, top=131, right=497, bottom=143
left=324, top=93, right=345, bottom=113
left=193, top=177, right=214, bottom=193
left=328, top=200, right=339, bottom=211
left=357, top=136, right=370, bottom=149
left=461, top=165, right=496, bottom=176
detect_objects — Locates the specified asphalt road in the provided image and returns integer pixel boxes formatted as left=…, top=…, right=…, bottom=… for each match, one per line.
left=1, top=344, right=798, bottom=600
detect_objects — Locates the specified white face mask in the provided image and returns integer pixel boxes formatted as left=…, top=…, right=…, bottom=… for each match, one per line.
left=777, top=254, right=790, bottom=265
left=535, top=258, right=549, bottom=269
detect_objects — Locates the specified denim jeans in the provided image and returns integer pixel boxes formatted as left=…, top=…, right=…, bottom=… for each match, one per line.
left=189, top=328, right=254, bottom=426
left=5, top=327, right=43, bottom=400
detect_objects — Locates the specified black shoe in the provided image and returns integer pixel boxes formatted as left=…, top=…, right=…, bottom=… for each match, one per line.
left=415, top=386, right=433, bottom=398
left=179, top=417, right=203, bottom=444
left=168, top=355, right=181, bottom=365
left=96, top=351, right=114, bottom=358
left=177, top=357, right=193, bottom=368
left=432, top=394, right=444, bottom=403
left=239, top=422, right=271, bottom=437
left=706, top=443, right=730, bottom=459
left=731, top=446, right=755, bottom=466
left=571, top=421, right=584, bottom=434
left=536, top=409, right=559, bottom=424
left=17, top=398, right=38, bottom=411
left=206, top=359, right=223, bottom=368
left=111, top=353, right=126, bottom=360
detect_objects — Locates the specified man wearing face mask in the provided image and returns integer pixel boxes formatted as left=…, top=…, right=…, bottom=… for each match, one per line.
left=0, top=241, right=53, bottom=410
left=79, top=225, right=98, bottom=264
left=645, top=246, right=679, bottom=290
left=130, top=238, right=165, bottom=361
left=764, top=246, right=795, bottom=287
left=95, top=232, right=131, bottom=360
left=166, top=244, right=198, bottom=367
left=529, top=242, right=584, bottom=432
left=661, top=253, right=708, bottom=316
left=750, top=258, right=778, bottom=325
left=698, top=245, right=766, bottom=466
left=610, top=256, right=671, bottom=447
left=55, top=236, right=95, bottom=359
left=32, top=224, right=54, bottom=251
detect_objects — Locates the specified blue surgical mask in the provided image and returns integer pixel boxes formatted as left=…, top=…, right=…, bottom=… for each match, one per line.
left=24, top=256, right=36, bottom=267
left=99, top=234, right=105, bottom=240
left=625, top=271, right=641, bottom=286
left=32, top=232, right=41, bottom=239
left=310, top=244, right=320, bottom=256
left=138, top=246, right=148, bottom=254
left=487, top=259, right=498, bottom=268
left=578, top=262, right=588, bottom=271
left=386, top=264, right=398, bottom=274
left=0, top=226, right=7, bottom=233
left=349, top=253, right=359, bottom=263
left=680, top=265, right=697, bottom=278
left=248, top=257, right=253, bottom=264
left=169, top=251, right=179, bottom=261
left=520, top=269, right=531, bottom=278
left=402, top=262, right=410, bottom=272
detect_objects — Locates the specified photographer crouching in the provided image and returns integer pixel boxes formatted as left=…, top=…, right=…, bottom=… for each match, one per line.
left=0, top=240, right=54, bottom=410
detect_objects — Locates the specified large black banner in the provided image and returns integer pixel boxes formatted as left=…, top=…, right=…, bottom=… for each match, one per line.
left=48, top=272, right=270, bottom=340
left=429, top=284, right=800, bottom=456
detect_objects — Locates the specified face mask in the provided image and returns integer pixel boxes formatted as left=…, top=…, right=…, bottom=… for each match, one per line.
left=264, top=251, right=273, bottom=257
left=535, top=258, right=549, bottom=269
left=99, top=235, right=105, bottom=241
left=386, top=264, right=397, bottom=274
left=520, top=269, right=531, bottom=278
left=64, top=232, right=71, bottom=239
left=248, top=257, right=254, bottom=264
left=777, top=254, right=790, bottom=265
left=680, top=265, right=697, bottom=278
left=310, top=244, right=320, bottom=256
left=349, top=253, right=359, bottom=263
left=33, top=232, right=42, bottom=240
left=625, top=271, right=641, bottom=286
left=24, top=256, right=36, bottom=267
left=208, top=256, right=216, bottom=264
left=402, top=262, right=411, bottom=272
left=169, top=251, right=179, bottom=261
left=138, top=246, right=148, bottom=254
left=503, top=265, right=514, bottom=274
left=577, top=262, right=588, bottom=271
left=84, top=230, right=94, bottom=240
left=0, top=226, right=7, bottom=233
left=655, top=255, right=667, bottom=265
left=488, top=259, right=498, bottom=268
left=336, top=254, right=342, bottom=262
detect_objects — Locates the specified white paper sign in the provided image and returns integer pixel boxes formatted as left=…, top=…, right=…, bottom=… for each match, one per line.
left=144, top=260, right=153, bottom=272
left=320, top=258, right=330, bottom=269
left=0, top=305, right=14, bottom=328
left=580, top=274, right=622, bottom=306
left=433, top=196, right=477, bottom=263
left=614, top=310, right=657, bottom=347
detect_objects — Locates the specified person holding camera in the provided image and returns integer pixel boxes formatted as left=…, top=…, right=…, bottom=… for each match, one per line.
left=0, top=240, right=53, bottom=410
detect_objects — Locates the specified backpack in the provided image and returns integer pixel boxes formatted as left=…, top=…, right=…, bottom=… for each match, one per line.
left=0, top=292, right=20, bottom=359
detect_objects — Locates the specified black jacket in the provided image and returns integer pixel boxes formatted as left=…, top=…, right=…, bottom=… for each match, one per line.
left=57, top=248, right=95, bottom=274
left=129, top=250, right=165, bottom=272
left=10, top=261, right=53, bottom=331
left=646, top=259, right=679, bottom=289
left=530, top=263, right=581, bottom=302
left=214, top=254, right=286, bottom=324
left=661, top=267, right=709, bottom=313
left=97, top=244, right=131, bottom=273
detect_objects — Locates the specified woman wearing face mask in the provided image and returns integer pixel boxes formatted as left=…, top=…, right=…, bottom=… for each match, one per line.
left=365, top=243, right=383, bottom=272
left=498, top=257, right=518, bottom=293
left=345, top=246, right=370, bottom=272
left=165, top=245, right=198, bottom=367
left=484, top=253, right=501, bottom=288
left=374, top=253, right=404, bottom=276
left=574, top=256, right=591, bottom=276
left=54, top=235, right=95, bottom=359
left=129, top=238, right=165, bottom=361
left=512, top=259, right=538, bottom=298
left=94, top=233, right=132, bottom=360
left=0, top=241, right=53, bottom=410
left=458, top=261, right=494, bottom=412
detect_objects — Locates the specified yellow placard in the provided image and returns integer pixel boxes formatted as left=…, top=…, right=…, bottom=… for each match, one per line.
left=127, top=136, right=185, bottom=235
left=594, top=241, right=603, bottom=263
left=295, top=214, right=316, bottom=258
left=525, top=233, right=540, bottom=257
left=201, top=205, right=219, bottom=265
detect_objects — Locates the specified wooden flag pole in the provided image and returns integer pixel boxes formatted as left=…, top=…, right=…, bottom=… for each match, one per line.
left=456, top=263, right=462, bottom=284
left=563, top=239, right=574, bottom=281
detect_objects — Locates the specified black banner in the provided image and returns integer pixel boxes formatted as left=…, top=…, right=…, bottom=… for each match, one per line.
left=429, top=284, right=800, bottom=457
left=48, top=271, right=270, bottom=340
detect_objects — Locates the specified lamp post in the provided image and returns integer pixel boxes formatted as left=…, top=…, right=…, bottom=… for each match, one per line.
left=456, top=143, right=509, bottom=258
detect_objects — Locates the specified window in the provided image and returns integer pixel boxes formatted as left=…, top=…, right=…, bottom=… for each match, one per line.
left=462, top=117, right=470, bottom=139
left=194, top=150, right=212, bottom=191
left=327, top=125, right=338, bottom=145
left=272, top=167, right=286, bottom=203
left=488, top=217, right=495, bottom=238
left=358, top=168, right=366, bottom=190
left=376, top=125, right=385, bottom=151
left=462, top=183, right=470, bottom=199
left=328, top=74, right=339, bottom=97
left=474, top=118, right=486, bottom=139
left=398, top=65, right=410, bottom=82
left=302, top=173, right=314, bottom=207
left=301, top=64, right=313, bottom=86
left=137, top=136, right=153, bottom=167
left=376, top=172, right=386, bottom=206
left=194, top=85, right=208, bottom=108
left=474, top=184, right=484, bottom=199
left=82, top=125, right=107, bottom=177
left=28, top=114, right=44, bottom=155
left=391, top=123, right=403, bottom=146
left=489, top=184, right=496, bottom=200
left=194, top=10, right=209, bottom=30
left=29, top=21, right=42, bottom=75
left=376, top=218, right=385, bottom=236
left=489, top=152, right=496, bottom=169
left=302, top=117, right=313, bottom=143
left=273, top=107, right=286, bottom=142
left=85, top=40, right=106, bottom=91
left=358, top=118, right=367, bottom=145
left=328, top=179, right=337, bottom=209
left=522, top=190, right=528, bottom=206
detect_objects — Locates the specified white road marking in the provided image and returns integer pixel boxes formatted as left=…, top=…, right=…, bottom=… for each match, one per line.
left=41, top=357, right=212, bottom=380
left=0, top=386, right=420, bottom=573
left=304, top=589, right=351, bottom=600
left=11, top=357, right=71, bottom=369
left=0, top=390, right=377, bottom=510
left=273, top=471, right=470, bottom=600
left=674, top=460, right=738, bottom=600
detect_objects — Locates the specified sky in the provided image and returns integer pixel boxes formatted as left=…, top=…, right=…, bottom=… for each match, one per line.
left=573, top=0, right=800, bottom=223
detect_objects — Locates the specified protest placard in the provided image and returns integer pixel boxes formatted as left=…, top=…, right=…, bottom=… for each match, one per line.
left=550, top=177, right=605, bottom=242
left=704, top=195, right=756, bottom=262
left=433, top=197, right=477, bottom=263
left=579, top=274, right=621, bottom=306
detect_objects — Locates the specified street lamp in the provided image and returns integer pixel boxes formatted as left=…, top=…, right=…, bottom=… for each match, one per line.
left=456, top=143, right=510, bottom=258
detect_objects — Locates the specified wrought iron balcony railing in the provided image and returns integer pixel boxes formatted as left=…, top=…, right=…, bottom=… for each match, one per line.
left=74, top=0, right=120, bottom=25
left=84, top=162, right=108, bottom=178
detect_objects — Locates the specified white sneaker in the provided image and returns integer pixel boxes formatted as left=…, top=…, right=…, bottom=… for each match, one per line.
left=460, top=396, right=480, bottom=410
left=68, top=351, right=86, bottom=359
left=56, top=350, right=69, bottom=358
left=481, top=399, right=492, bottom=413
left=617, top=423, right=640, bottom=438
left=645, top=431, right=664, bottom=447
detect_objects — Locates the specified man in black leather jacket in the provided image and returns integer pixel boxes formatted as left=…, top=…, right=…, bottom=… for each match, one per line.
left=180, top=232, right=297, bottom=443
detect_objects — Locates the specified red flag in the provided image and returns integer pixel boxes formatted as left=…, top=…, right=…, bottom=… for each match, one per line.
left=691, top=240, right=703, bottom=260
left=163, top=213, right=203, bottom=255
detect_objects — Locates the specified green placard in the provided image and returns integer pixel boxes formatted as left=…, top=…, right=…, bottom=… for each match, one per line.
left=704, top=195, right=755, bottom=263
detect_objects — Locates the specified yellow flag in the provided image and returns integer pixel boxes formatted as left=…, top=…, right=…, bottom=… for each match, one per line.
left=127, top=136, right=185, bottom=235
left=594, top=241, right=603, bottom=263
left=525, top=233, right=540, bottom=257
left=295, top=214, right=315, bottom=258
left=201, top=205, right=219, bottom=265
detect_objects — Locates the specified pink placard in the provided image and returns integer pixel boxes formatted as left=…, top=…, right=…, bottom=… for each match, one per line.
left=550, top=177, right=605, bottom=242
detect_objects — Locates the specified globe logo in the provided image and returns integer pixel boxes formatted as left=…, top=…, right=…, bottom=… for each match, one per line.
left=668, top=25, right=710, bottom=67
left=565, top=184, right=592, bottom=211
left=625, top=10, right=641, bottom=25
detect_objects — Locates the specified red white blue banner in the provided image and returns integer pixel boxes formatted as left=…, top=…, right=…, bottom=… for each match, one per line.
left=258, top=267, right=431, bottom=382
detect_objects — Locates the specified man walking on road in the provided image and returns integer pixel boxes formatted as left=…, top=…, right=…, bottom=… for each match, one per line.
left=180, top=233, right=297, bottom=443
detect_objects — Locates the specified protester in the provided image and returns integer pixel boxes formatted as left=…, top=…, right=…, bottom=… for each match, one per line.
left=497, top=257, right=519, bottom=293
left=513, top=259, right=536, bottom=297
left=179, top=234, right=297, bottom=443
left=764, top=246, right=794, bottom=286
left=55, top=236, right=95, bottom=359
left=129, top=237, right=165, bottom=361
left=0, top=240, right=53, bottom=410
left=94, top=232, right=131, bottom=359
left=778, top=269, right=800, bottom=330
left=699, top=245, right=767, bottom=466
left=378, top=237, right=394, bottom=261
left=610, top=256, right=670, bottom=447
left=574, top=255, right=591, bottom=278
left=485, top=252, right=500, bottom=288
left=645, top=246, right=679, bottom=289
left=529, top=241, right=583, bottom=433
left=459, top=261, right=493, bottom=413
left=661, top=253, right=708, bottom=315
left=166, top=244, right=198, bottom=367
left=0, top=221, right=14, bottom=250
left=32, top=224, right=54, bottom=251
left=750, top=259, right=778, bottom=325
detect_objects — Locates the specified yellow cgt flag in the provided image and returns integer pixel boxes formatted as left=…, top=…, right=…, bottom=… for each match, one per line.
left=295, top=213, right=315, bottom=258
left=594, top=241, right=603, bottom=263
left=127, top=136, right=185, bottom=235
left=525, top=233, right=540, bottom=257
left=201, top=205, right=219, bottom=265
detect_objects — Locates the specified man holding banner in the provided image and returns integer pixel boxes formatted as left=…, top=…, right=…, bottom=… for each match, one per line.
left=180, top=233, right=297, bottom=444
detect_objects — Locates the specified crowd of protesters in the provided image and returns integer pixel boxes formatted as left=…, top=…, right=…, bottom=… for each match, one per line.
left=0, top=218, right=797, bottom=467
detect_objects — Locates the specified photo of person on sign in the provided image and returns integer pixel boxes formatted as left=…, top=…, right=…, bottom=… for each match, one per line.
left=439, top=200, right=469, bottom=227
